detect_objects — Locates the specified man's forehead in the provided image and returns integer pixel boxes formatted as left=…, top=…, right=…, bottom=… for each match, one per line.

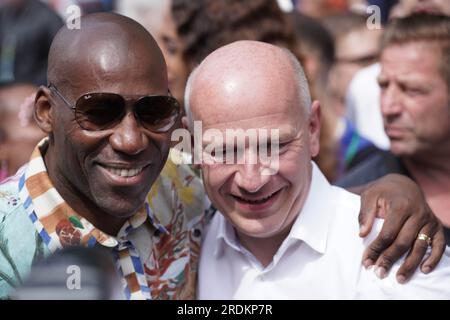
left=192, top=70, right=300, bottom=121
left=192, top=86, right=302, bottom=131
left=199, top=113, right=303, bottom=150
left=382, top=42, right=441, bottom=62
left=67, top=37, right=159, bottom=70
left=201, top=113, right=299, bottom=129
left=55, top=51, right=166, bottom=97
left=381, top=43, right=443, bottom=78
left=48, top=13, right=167, bottom=94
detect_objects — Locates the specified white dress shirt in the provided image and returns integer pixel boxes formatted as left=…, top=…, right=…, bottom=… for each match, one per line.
left=198, top=162, right=450, bottom=299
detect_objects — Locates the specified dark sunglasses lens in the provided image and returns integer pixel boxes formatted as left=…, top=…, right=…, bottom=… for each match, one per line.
left=136, top=96, right=180, bottom=132
left=75, top=93, right=125, bottom=130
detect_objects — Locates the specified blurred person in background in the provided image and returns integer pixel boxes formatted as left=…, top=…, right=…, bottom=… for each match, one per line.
left=172, top=0, right=299, bottom=76
left=289, top=11, right=341, bottom=180
left=291, top=11, right=378, bottom=181
left=323, top=12, right=383, bottom=179
left=0, top=83, right=45, bottom=181
left=115, top=0, right=188, bottom=108
left=290, top=11, right=334, bottom=104
left=346, top=0, right=450, bottom=150
left=0, top=0, right=63, bottom=85
left=323, top=12, right=382, bottom=117
left=338, top=13, right=450, bottom=246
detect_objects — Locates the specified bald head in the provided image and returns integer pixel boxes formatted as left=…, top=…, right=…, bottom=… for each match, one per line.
left=48, top=13, right=167, bottom=94
left=185, top=41, right=311, bottom=129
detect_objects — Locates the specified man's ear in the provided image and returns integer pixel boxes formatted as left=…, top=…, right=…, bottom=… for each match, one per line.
left=34, top=86, right=54, bottom=134
left=308, top=100, right=321, bottom=158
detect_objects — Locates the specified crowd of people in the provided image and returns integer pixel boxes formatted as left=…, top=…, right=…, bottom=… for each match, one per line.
left=0, top=0, right=449, bottom=300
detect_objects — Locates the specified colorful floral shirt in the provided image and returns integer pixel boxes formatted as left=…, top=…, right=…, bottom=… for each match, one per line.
left=0, top=139, right=206, bottom=299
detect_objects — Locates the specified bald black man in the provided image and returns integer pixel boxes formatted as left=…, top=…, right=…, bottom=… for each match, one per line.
left=0, top=12, right=204, bottom=300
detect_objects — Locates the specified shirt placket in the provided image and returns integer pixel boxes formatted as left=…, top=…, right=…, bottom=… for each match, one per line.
left=113, top=235, right=151, bottom=300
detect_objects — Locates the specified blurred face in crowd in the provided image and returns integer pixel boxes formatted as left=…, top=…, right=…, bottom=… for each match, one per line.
left=35, top=15, right=175, bottom=233
left=140, top=0, right=188, bottom=106
left=0, top=84, right=45, bottom=179
left=189, top=41, right=321, bottom=242
left=379, top=41, right=450, bottom=158
left=335, top=27, right=381, bottom=66
left=326, top=26, right=382, bottom=116
left=326, top=62, right=356, bottom=117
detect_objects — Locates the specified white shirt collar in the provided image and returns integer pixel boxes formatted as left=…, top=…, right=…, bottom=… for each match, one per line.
left=214, top=211, right=240, bottom=257
left=287, top=162, right=333, bottom=254
left=213, top=161, right=335, bottom=258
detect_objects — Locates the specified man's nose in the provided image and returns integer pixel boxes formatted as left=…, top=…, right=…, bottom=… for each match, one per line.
left=381, top=85, right=403, bottom=118
left=109, top=112, right=149, bottom=155
left=234, top=161, right=271, bottom=193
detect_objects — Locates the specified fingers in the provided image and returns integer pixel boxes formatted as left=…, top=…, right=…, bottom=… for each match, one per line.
left=362, top=208, right=409, bottom=268
left=395, top=222, right=437, bottom=283
left=358, top=174, right=446, bottom=282
left=372, top=217, right=425, bottom=280
left=421, top=224, right=446, bottom=274
left=358, top=193, right=379, bottom=237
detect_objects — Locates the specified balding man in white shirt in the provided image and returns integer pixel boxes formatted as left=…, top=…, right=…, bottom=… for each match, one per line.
left=184, top=40, right=450, bottom=299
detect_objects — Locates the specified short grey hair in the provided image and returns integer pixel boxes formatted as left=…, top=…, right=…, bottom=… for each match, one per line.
left=281, top=47, right=312, bottom=114
left=184, top=47, right=312, bottom=131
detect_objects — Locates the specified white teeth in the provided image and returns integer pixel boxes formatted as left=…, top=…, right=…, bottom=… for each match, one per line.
left=104, top=166, right=143, bottom=178
left=236, top=191, right=278, bottom=204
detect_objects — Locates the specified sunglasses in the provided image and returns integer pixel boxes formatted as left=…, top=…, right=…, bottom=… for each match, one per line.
left=48, top=84, right=180, bottom=133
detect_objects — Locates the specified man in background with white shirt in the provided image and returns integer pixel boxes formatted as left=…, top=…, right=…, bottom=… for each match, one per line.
left=185, top=40, right=450, bottom=299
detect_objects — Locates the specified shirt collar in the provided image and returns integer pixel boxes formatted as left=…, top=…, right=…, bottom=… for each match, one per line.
left=18, top=138, right=167, bottom=253
left=214, top=161, right=334, bottom=258
left=214, top=211, right=241, bottom=257
left=287, top=162, right=333, bottom=254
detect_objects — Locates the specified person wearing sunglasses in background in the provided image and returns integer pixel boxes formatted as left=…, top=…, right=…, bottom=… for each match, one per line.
left=0, top=12, right=447, bottom=300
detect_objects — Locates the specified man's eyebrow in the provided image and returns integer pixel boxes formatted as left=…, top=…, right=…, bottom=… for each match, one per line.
left=397, top=77, right=428, bottom=86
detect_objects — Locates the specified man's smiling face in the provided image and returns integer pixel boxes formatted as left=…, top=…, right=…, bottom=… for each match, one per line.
left=41, top=15, right=175, bottom=226
left=189, top=41, right=321, bottom=241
